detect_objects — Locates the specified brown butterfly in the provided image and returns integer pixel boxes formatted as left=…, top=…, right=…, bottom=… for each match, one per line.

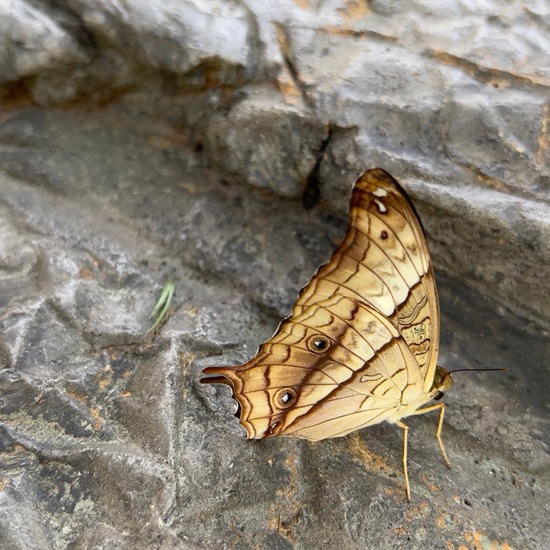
left=201, top=168, right=453, bottom=500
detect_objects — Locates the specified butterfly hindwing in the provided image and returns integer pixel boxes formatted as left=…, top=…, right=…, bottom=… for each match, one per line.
left=203, top=295, right=426, bottom=439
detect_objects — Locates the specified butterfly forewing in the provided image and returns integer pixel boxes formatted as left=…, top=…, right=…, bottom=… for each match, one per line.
left=294, top=169, right=439, bottom=391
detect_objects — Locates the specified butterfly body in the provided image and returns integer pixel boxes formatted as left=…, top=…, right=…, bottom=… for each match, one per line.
left=202, top=169, right=453, bottom=499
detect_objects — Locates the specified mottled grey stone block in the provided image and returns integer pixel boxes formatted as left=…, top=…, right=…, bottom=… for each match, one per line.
left=0, top=1, right=548, bottom=549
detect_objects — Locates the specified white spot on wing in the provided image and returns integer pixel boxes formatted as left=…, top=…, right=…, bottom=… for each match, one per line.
left=374, top=199, right=387, bottom=213
left=373, top=188, right=388, bottom=198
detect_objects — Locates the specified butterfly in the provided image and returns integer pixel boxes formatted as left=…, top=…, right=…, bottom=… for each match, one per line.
left=201, top=168, right=453, bottom=500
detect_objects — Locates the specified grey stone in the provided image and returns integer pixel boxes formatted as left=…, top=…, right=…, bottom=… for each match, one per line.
left=67, top=0, right=251, bottom=75
left=203, top=89, right=328, bottom=197
left=0, top=1, right=548, bottom=549
left=0, top=0, right=90, bottom=85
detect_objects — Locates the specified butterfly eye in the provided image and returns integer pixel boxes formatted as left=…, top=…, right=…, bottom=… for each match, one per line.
left=274, top=388, right=297, bottom=409
left=307, top=335, right=330, bottom=353
left=433, top=391, right=445, bottom=401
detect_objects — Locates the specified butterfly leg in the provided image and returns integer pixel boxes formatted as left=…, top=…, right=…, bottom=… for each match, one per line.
left=395, top=420, right=411, bottom=501
left=409, top=402, right=451, bottom=469
left=396, top=403, right=449, bottom=500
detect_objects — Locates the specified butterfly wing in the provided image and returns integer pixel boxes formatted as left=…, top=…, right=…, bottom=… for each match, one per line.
left=202, top=169, right=439, bottom=438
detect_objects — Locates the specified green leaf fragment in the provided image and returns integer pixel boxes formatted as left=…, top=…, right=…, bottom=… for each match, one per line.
left=147, top=279, right=175, bottom=334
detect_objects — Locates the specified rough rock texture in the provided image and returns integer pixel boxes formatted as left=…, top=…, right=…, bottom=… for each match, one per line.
left=0, top=2, right=548, bottom=549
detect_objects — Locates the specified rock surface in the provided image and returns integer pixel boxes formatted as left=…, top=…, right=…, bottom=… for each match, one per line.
left=0, top=2, right=548, bottom=549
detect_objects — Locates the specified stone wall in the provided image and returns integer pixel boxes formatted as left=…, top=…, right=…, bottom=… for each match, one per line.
left=0, top=2, right=548, bottom=549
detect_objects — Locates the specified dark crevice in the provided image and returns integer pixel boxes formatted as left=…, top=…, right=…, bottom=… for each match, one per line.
left=274, top=23, right=315, bottom=110
left=302, top=127, right=333, bottom=210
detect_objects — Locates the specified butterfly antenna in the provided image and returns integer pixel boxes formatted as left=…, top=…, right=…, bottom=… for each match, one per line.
left=447, top=367, right=508, bottom=374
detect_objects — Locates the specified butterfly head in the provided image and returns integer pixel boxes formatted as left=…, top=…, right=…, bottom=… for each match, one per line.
left=430, top=366, right=453, bottom=401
